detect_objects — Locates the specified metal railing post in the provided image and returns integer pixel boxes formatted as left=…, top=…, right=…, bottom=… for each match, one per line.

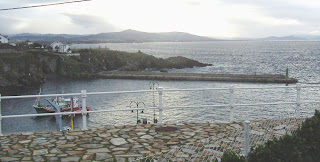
left=244, top=120, right=250, bottom=158
left=81, top=90, right=88, bottom=130
left=296, top=83, right=301, bottom=117
left=157, top=87, right=164, bottom=124
left=229, top=86, right=235, bottom=121
left=0, top=94, right=2, bottom=136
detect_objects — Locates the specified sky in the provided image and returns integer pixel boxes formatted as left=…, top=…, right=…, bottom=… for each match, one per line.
left=0, top=0, right=320, bottom=38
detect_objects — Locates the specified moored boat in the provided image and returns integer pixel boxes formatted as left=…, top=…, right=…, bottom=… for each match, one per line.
left=33, top=96, right=90, bottom=114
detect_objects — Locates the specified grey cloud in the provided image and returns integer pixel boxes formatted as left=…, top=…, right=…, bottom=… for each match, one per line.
left=220, top=0, right=320, bottom=36
left=0, top=16, right=24, bottom=34
left=62, top=13, right=118, bottom=32
left=228, top=18, right=308, bottom=38
left=220, top=0, right=320, bottom=23
left=0, top=0, right=68, bottom=9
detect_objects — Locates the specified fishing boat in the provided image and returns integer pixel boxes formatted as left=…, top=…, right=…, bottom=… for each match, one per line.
left=33, top=96, right=90, bottom=114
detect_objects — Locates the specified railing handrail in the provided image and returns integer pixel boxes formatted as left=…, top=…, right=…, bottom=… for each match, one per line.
left=0, top=83, right=319, bottom=135
left=2, top=84, right=320, bottom=99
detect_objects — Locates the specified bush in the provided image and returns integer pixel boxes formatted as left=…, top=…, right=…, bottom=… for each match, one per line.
left=221, top=151, right=245, bottom=162
left=222, top=110, right=320, bottom=162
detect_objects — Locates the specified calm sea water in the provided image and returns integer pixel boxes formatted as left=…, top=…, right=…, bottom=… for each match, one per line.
left=2, top=41, right=320, bottom=133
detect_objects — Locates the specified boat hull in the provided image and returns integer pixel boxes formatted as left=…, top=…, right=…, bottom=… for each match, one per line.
left=33, top=105, right=55, bottom=114
left=33, top=105, right=90, bottom=114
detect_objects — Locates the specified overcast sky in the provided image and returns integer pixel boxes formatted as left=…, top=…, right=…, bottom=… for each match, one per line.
left=1, top=0, right=320, bottom=38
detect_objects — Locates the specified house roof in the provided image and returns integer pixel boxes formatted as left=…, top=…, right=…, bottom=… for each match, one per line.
left=0, top=34, right=8, bottom=38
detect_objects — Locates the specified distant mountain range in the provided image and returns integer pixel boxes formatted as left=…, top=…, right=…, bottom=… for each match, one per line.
left=8, top=30, right=320, bottom=42
left=9, top=29, right=217, bottom=43
left=258, top=35, right=320, bottom=41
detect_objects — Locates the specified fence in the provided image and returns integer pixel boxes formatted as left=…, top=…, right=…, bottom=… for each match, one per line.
left=0, top=83, right=319, bottom=137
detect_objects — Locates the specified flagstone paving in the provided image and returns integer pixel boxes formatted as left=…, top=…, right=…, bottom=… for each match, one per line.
left=0, top=118, right=304, bottom=161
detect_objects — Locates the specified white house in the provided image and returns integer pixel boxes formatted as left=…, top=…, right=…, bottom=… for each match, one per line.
left=50, top=41, right=72, bottom=53
left=0, top=34, right=9, bottom=43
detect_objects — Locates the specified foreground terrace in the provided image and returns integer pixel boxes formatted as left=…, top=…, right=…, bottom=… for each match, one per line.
left=0, top=116, right=304, bottom=162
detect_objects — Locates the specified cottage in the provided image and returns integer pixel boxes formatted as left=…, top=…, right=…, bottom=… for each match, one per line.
left=50, top=41, right=72, bottom=53
left=0, top=34, right=9, bottom=43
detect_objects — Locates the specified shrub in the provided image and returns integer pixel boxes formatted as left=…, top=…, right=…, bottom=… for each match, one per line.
left=221, top=151, right=245, bottom=162
left=222, top=110, right=320, bottom=162
left=248, top=110, right=320, bottom=162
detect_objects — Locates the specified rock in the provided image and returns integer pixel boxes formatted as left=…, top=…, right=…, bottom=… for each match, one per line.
left=18, top=140, right=31, bottom=144
left=251, top=130, right=264, bottom=136
left=66, top=151, right=85, bottom=155
left=33, top=156, right=44, bottom=161
left=83, top=154, right=94, bottom=160
left=86, top=148, right=111, bottom=153
left=11, top=144, right=23, bottom=150
left=46, top=156, right=59, bottom=161
left=133, top=145, right=144, bottom=148
left=66, top=136, right=77, bottom=140
left=112, top=147, right=129, bottom=151
left=22, top=157, right=32, bottom=161
left=61, top=156, right=80, bottom=162
left=98, top=133, right=111, bottom=137
left=115, top=157, right=126, bottom=162
left=108, top=129, right=120, bottom=133
left=50, top=148, right=62, bottom=154
left=273, top=125, right=286, bottom=130
left=110, top=138, right=128, bottom=146
left=57, top=144, right=76, bottom=148
left=33, top=149, right=48, bottom=156
left=182, top=149, right=195, bottom=154
left=66, top=132, right=84, bottom=136
left=140, top=135, right=154, bottom=139
left=230, top=124, right=242, bottom=129
left=0, top=157, right=20, bottom=162
left=152, top=142, right=165, bottom=148
left=136, top=132, right=146, bottom=136
left=80, top=144, right=103, bottom=149
left=95, top=153, right=112, bottom=160
left=167, top=141, right=179, bottom=145
left=78, top=134, right=92, bottom=138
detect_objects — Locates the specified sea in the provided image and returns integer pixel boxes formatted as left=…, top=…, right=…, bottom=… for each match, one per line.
left=2, top=41, right=320, bottom=134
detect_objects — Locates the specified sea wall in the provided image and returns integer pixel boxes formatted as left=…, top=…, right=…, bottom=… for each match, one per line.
left=97, top=71, right=298, bottom=83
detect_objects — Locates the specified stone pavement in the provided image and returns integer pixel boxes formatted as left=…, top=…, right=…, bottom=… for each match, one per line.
left=0, top=118, right=304, bottom=162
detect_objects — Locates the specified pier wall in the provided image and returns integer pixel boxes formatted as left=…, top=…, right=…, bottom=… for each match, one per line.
left=97, top=71, right=298, bottom=83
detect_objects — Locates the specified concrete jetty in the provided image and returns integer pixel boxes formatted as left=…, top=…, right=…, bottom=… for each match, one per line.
left=96, top=71, right=298, bottom=83
left=0, top=118, right=304, bottom=161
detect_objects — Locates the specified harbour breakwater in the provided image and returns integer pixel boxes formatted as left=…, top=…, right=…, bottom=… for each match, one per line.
left=97, top=71, right=298, bottom=83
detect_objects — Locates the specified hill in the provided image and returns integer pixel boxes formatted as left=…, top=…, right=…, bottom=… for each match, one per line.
left=0, top=47, right=210, bottom=90
left=259, top=35, right=320, bottom=41
left=9, top=30, right=216, bottom=43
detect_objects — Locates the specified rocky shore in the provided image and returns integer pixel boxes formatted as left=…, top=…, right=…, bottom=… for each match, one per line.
left=0, top=48, right=210, bottom=91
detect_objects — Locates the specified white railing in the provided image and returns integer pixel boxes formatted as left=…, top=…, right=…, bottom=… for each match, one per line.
left=0, top=83, right=320, bottom=135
